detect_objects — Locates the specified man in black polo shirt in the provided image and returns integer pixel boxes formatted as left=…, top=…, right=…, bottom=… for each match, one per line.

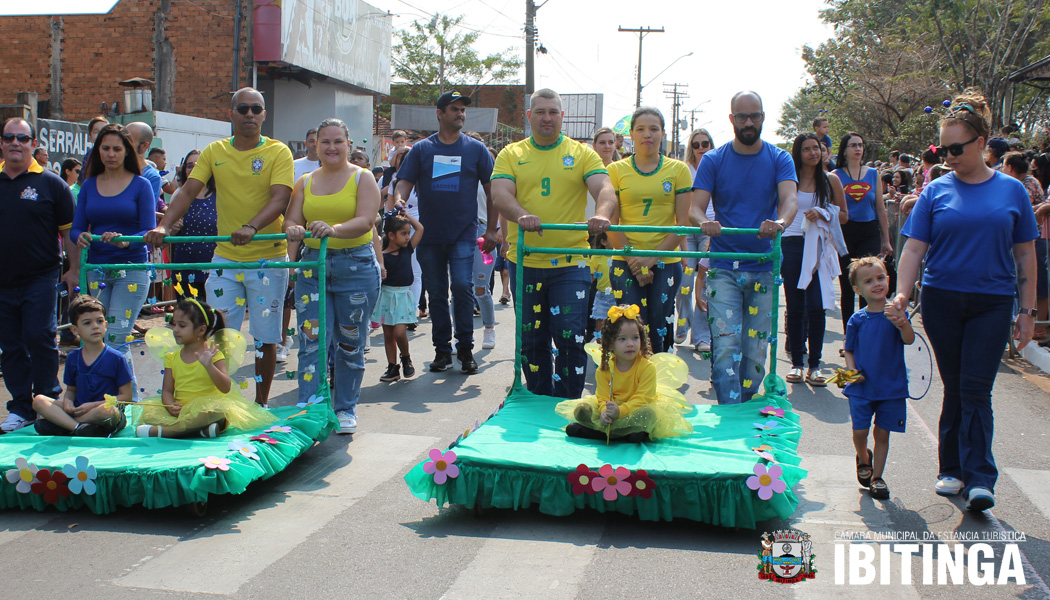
left=0, top=118, right=78, bottom=433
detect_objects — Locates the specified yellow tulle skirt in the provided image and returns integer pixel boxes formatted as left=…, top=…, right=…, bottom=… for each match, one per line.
left=555, top=394, right=693, bottom=440
left=134, top=392, right=277, bottom=432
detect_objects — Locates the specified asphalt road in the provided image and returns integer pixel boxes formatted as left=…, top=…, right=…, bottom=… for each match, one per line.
left=2, top=292, right=1050, bottom=600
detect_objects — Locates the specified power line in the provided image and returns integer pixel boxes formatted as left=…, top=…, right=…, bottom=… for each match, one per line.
left=392, top=0, right=523, bottom=39
left=618, top=26, right=664, bottom=109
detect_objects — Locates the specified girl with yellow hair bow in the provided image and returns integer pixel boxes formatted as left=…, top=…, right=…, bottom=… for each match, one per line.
left=554, top=305, right=693, bottom=442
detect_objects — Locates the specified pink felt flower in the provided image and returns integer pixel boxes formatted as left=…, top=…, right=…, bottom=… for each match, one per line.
left=199, top=456, right=232, bottom=471
left=625, top=469, right=656, bottom=499
left=265, top=425, right=292, bottom=434
left=591, top=464, right=632, bottom=501
left=760, top=406, right=785, bottom=418
left=250, top=434, right=278, bottom=445
left=567, top=464, right=599, bottom=495
left=746, top=463, right=787, bottom=500
left=422, top=448, right=459, bottom=484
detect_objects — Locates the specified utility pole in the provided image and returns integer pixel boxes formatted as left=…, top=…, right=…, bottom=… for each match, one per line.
left=664, top=83, right=688, bottom=158
left=618, top=26, right=664, bottom=109
left=525, top=0, right=536, bottom=94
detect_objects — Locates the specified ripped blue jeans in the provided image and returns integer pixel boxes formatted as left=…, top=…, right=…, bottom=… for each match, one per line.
left=706, top=269, right=774, bottom=404
left=295, top=245, right=381, bottom=414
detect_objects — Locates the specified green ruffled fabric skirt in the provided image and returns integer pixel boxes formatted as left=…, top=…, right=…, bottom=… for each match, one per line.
left=0, top=404, right=336, bottom=513
left=405, top=380, right=806, bottom=527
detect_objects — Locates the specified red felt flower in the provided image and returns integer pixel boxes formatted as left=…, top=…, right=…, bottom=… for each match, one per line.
left=567, top=464, right=599, bottom=495
left=625, top=469, right=656, bottom=499
left=30, top=469, right=72, bottom=504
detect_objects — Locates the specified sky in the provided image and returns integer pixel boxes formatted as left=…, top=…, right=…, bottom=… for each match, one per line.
left=374, top=0, right=837, bottom=143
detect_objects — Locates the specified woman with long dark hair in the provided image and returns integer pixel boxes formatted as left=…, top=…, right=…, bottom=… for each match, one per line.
left=834, top=132, right=893, bottom=345
left=69, top=123, right=156, bottom=388
left=783, top=133, right=847, bottom=385
left=894, top=92, right=1038, bottom=512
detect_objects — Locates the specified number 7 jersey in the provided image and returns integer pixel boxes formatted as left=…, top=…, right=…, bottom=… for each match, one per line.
left=492, top=134, right=607, bottom=268
left=607, top=155, right=693, bottom=264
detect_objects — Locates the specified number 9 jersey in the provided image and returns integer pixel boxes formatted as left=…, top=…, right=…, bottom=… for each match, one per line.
left=492, top=134, right=607, bottom=268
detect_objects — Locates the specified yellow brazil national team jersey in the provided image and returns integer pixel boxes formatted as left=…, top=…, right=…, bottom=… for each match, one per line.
left=190, top=137, right=294, bottom=262
left=607, top=155, right=693, bottom=264
left=492, top=134, right=607, bottom=268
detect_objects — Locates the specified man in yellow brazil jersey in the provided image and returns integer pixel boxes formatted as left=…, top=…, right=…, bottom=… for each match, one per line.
left=492, top=88, right=616, bottom=398
left=145, top=88, right=294, bottom=408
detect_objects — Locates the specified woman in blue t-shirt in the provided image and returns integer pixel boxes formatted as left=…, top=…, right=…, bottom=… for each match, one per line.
left=70, top=124, right=156, bottom=366
left=893, top=92, right=1038, bottom=513
left=834, top=132, right=894, bottom=336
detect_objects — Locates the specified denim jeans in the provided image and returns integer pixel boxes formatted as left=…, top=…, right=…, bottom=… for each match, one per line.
left=472, top=224, right=497, bottom=328
left=0, top=274, right=62, bottom=419
left=781, top=236, right=825, bottom=369
left=609, top=260, right=682, bottom=353
left=295, top=245, right=381, bottom=414
left=676, top=232, right=712, bottom=345
left=921, top=285, right=1013, bottom=493
left=508, top=263, right=590, bottom=398
left=417, top=240, right=475, bottom=355
left=706, top=269, right=774, bottom=404
left=88, top=267, right=150, bottom=396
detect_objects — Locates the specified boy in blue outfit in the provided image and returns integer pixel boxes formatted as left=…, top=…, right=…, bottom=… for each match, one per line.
left=32, top=295, right=131, bottom=436
left=843, top=256, right=914, bottom=499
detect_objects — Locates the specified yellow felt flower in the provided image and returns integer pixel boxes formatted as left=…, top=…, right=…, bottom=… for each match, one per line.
left=748, top=329, right=757, bottom=338
left=235, top=273, right=246, bottom=282
left=236, top=297, right=246, bottom=306
left=533, top=304, right=541, bottom=313
left=749, top=306, right=758, bottom=315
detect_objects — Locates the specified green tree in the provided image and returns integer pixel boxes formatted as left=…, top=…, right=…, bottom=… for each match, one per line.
left=388, top=15, right=523, bottom=109
left=782, top=0, right=1050, bottom=155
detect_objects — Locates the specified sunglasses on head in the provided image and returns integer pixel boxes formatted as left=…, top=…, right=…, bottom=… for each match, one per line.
left=692, top=140, right=711, bottom=149
left=1, top=133, right=32, bottom=143
left=933, top=135, right=980, bottom=158
left=235, top=104, right=264, bottom=115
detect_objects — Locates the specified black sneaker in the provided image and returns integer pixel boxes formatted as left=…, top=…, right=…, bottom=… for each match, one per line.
left=380, top=363, right=401, bottom=382
left=430, top=352, right=453, bottom=372
left=401, top=355, right=415, bottom=378
left=459, top=350, right=479, bottom=374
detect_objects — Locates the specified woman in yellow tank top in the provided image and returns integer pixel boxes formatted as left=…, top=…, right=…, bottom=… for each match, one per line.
left=285, top=118, right=382, bottom=435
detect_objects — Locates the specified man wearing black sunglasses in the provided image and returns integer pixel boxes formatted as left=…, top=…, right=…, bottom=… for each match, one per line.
left=146, top=87, right=294, bottom=407
left=0, top=118, right=78, bottom=433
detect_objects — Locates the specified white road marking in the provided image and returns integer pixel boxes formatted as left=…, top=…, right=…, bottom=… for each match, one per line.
left=440, top=520, right=602, bottom=600
left=1005, top=468, right=1050, bottom=524
left=114, top=432, right=438, bottom=595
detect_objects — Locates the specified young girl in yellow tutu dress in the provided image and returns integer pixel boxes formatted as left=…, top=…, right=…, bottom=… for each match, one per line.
left=555, top=304, right=693, bottom=442
left=135, top=298, right=276, bottom=438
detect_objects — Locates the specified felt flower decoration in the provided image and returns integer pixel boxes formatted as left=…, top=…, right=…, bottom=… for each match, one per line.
left=760, top=406, right=785, bottom=418
left=61, top=456, right=97, bottom=495
left=228, top=440, right=260, bottom=460
left=296, top=394, right=324, bottom=408
left=567, top=464, right=599, bottom=495
left=746, top=463, right=787, bottom=501
left=422, top=448, right=459, bottom=484
left=591, top=464, right=632, bottom=501
left=31, top=469, right=72, bottom=504
left=625, top=469, right=656, bottom=499
left=752, top=448, right=776, bottom=462
left=250, top=434, right=279, bottom=445
left=199, top=456, right=232, bottom=471
left=265, top=425, right=293, bottom=434
left=753, top=420, right=780, bottom=432
left=5, top=457, right=39, bottom=494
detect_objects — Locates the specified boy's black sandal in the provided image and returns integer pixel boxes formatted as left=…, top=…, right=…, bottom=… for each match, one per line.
left=856, top=449, right=873, bottom=487
left=869, top=477, right=890, bottom=499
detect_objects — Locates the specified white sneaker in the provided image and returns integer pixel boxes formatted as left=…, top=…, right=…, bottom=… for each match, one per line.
left=363, top=334, right=371, bottom=353
left=336, top=411, right=357, bottom=434
left=674, top=331, right=688, bottom=344
left=966, top=486, right=995, bottom=512
left=935, top=476, right=964, bottom=496
left=1, top=413, right=30, bottom=433
left=694, top=342, right=711, bottom=353
left=275, top=344, right=289, bottom=363
left=482, top=328, right=496, bottom=349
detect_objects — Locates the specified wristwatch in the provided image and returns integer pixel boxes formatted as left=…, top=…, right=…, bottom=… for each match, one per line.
left=1018, top=308, right=1037, bottom=317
